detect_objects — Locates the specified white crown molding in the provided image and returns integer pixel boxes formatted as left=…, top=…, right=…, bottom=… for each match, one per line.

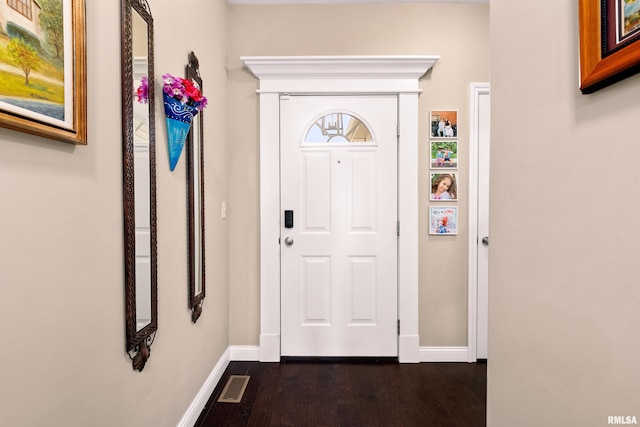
left=241, top=55, right=440, bottom=81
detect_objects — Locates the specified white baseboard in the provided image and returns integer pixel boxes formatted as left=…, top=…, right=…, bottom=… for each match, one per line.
left=419, top=346, right=469, bottom=362
left=231, top=345, right=469, bottom=363
left=176, top=348, right=231, bottom=427
left=176, top=346, right=260, bottom=427
left=230, top=345, right=260, bottom=361
left=178, top=345, right=469, bottom=426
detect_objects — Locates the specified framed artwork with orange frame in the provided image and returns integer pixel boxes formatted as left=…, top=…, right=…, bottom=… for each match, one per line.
left=579, top=0, right=640, bottom=93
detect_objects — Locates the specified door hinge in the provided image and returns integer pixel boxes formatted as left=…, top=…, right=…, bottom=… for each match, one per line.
left=281, top=93, right=290, bottom=101
left=397, top=122, right=400, bottom=138
left=397, top=319, right=400, bottom=335
left=397, top=221, right=400, bottom=237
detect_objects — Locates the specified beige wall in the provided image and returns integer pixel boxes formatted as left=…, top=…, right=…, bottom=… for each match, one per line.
left=489, top=0, right=640, bottom=425
left=0, top=1, right=229, bottom=426
left=227, top=3, right=490, bottom=347
left=9, top=1, right=635, bottom=425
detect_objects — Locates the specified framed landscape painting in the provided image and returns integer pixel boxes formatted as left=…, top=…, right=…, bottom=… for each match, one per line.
left=579, top=0, right=640, bottom=93
left=0, top=0, right=86, bottom=144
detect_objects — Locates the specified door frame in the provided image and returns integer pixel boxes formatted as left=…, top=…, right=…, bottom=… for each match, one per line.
left=241, top=56, right=439, bottom=363
left=467, top=82, right=490, bottom=362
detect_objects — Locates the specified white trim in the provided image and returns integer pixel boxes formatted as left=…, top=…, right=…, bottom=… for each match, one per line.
left=230, top=0, right=488, bottom=4
left=176, top=348, right=231, bottom=427
left=230, top=345, right=470, bottom=363
left=230, top=345, right=261, bottom=361
left=467, top=83, right=490, bottom=363
left=243, top=56, right=439, bottom=363
left=397, top=92, right=421, bottom=363
left=242, top=56, right=440, bottom=81
left=399, top=335, right=421, bottom=362
left=420, top=346, right=469, bottom=363
left=258, top=92, right=282, bottom=363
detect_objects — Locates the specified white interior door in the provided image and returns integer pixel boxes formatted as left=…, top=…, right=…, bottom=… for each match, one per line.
left=477, top=90, right=490, bottom=360
left=280, top=95, right=398, bottom=357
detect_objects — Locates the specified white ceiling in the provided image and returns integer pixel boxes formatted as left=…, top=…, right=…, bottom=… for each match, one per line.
left=229, top=0, right=488, bottom=4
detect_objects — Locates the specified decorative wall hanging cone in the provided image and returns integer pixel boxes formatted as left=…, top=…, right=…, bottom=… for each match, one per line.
left=163, top=93, right=199, bottom=171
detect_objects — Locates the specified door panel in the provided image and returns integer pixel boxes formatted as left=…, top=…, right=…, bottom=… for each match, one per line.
left=280, top=95, right=398, bottom=357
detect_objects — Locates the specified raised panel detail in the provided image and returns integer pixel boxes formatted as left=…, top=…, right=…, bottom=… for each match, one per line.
left=303, top=151, right=331, bottom=233
left=349, top=151, right=376, bottom=232
left=349, top=256, right=377, bottom=323
left=302, top=256, right=331, bottom=324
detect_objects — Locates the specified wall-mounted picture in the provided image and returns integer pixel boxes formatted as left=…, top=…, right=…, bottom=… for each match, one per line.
left=430, top=140, right=458, bottom=169
left=430, top=172, right=458, bottom=201
left=618, top=0, right=640, bottom=42
left=430, top=110, right=457, bottom=138
left=429, top=206, right=458, bottom=235
left=579, top=0, right=640, bottom=93
left=0, top=0, right=87, bottom=144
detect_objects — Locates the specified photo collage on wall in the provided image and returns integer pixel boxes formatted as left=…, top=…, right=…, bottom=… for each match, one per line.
left=429, top=110, right=458, bottom=235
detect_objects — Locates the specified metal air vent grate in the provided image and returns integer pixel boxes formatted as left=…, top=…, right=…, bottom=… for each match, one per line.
left=217, top=375, right=250, bottom=403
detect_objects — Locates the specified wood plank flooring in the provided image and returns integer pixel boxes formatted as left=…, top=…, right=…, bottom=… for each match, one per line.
left=195, top=360, right=486, bottom=427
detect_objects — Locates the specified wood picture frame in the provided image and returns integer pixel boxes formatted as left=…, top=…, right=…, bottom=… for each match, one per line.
left=0, top=0, right=87, bottom=144
left=579, top=0, right=640, bottom=93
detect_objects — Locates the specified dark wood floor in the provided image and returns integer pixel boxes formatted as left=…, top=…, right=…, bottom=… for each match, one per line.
left=195, top=359, right=486, bottom=427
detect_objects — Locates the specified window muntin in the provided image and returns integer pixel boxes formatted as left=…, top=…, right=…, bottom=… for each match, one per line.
left=7, top=0, right=33, bottom=20
left=304, top=112, right=373, bottom=144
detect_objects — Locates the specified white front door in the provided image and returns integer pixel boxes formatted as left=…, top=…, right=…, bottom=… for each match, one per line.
left=280, top=95, right=398, bottom=357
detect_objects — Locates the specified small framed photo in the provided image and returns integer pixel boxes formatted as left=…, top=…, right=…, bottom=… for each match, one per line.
left=430, top=110, right=457, bottom=138
left=430, top=172, right=458, bottom=201
left=429, top=206, right=458, bottom=235
left=430, top=140, right=458, bottom=169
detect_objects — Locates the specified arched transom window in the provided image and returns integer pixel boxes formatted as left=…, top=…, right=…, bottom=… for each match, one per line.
left=304, top=112, right=373, bottom=144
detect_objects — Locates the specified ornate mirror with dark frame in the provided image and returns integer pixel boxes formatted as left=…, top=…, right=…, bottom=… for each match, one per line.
left=185, top=52, right=206, bottom=323
left=121, top=0, right=157, bottom=371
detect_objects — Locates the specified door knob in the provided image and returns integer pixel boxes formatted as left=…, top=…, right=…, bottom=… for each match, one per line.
left=482, top=236, right=489, bottom=246
left=284, top=237, right=294, bottom=246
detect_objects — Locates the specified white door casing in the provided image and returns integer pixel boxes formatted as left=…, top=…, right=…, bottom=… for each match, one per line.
left=468, top=83, right=490, bottom=362
left=280, top=95, right=398, bottom=357
left=241, top=56, right=439, bottom=362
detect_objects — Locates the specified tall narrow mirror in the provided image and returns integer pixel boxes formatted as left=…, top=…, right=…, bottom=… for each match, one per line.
left=121, top=0, right=156, bottom=371
left=186, top=52, right=206, bottom=322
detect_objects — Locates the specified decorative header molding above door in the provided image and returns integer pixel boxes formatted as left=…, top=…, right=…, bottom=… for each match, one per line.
left=242, top=55, right=439, bottom=79
left=241, top=55, right=439, bottom=94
